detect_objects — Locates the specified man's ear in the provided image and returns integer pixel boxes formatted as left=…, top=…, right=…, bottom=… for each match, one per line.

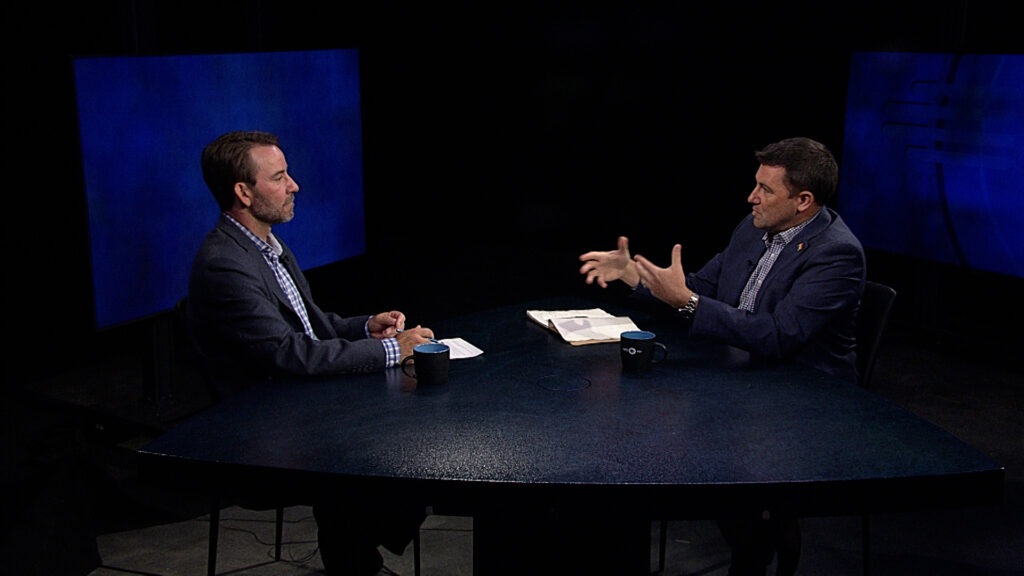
left=233, top=182, right=253, bottom=208
left=795, top=190, right=816, bottom=212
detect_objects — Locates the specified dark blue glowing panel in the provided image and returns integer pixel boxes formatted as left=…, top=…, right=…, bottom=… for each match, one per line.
left=74, top=49, right=366, bottom=328
left=839, top=52, right=1023, bottom=279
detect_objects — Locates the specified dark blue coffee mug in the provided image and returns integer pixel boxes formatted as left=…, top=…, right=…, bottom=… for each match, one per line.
left=401, top=343, right=450, bottom=386
left=620, top=330, right=667, bottom=372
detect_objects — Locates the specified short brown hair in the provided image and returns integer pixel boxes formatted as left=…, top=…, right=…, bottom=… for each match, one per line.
left=755, top=137, right=838, bottom=205
left=201, top=131, right=281, bottom=211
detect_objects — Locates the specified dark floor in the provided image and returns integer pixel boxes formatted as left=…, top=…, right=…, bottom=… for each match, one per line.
left=4, top=322, right=1023, bottom=575
left=80, top=496, right=1024, bottom=576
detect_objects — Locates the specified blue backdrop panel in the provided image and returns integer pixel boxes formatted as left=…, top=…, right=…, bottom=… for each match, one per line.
left=839, top=52, right=1023, bottom=279
left=74, top=49, right=366, bottom=328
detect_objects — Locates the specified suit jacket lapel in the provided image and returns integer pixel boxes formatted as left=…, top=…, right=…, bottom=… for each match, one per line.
left=757, top=208, right=834, bottom=296
left=216, top=218, right=296, bottom=314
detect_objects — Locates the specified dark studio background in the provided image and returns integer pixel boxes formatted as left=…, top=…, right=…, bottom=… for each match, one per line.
left=6, top=0, right=1024, bottom=376
left=3, top=1, right=1022, bottom=574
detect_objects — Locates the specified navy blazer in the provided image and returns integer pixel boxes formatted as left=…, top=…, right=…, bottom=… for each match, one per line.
left=187, top=216, right=386, bottom=399
left=639, top=208, right=865, bottom=383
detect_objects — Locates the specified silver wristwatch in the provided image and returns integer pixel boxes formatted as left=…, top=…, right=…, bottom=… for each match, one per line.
left=677, top=293, right=699, bottom=320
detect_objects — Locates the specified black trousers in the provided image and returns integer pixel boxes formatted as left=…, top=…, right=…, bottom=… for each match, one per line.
left=718, top=514, right=801, bottom=576
left=473, top=501, right=651, bottom=575
left=313, top=495, right=425, bottom=576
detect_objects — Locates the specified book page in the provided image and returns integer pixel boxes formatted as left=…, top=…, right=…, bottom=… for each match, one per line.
left=548, top=316, right=640, bottom=345
left=526, top=308, right=615, bottom=328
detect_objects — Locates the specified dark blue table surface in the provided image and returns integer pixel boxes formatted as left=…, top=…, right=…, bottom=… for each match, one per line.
left=141, top=297, right=1004, bottom=517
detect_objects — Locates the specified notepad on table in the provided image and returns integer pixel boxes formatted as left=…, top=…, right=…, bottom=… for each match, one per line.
left=526, top=308, right=640, bottom=346
left=437, top=337, right=484, bottom=359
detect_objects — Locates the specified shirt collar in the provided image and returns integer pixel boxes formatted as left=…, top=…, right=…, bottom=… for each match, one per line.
left=762, top=209, right=820, bottom=247
left=222, top=212, right=283, bottom=258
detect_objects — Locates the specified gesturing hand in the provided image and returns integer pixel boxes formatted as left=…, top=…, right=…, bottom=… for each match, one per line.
left=578, top=236, right=640, bottom=289
left=633, top=244, right=692, bottom=309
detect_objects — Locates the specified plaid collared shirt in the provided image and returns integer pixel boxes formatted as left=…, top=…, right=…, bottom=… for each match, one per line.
left=224, top=214, right=318, bottom=339
left=737, top=211, right=819, bottom=312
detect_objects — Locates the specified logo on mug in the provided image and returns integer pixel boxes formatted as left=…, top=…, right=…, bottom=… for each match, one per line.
left=622, top=346, right=644, bottom=356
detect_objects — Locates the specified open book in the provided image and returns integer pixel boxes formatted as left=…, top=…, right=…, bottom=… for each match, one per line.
left=526, top=308, right=640, bottom=346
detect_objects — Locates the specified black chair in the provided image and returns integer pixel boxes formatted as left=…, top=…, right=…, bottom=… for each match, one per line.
left=853, top=281, right=897, bottom=576
left=169, top=299, right=288, bottom=576
left=855, top=281, right=897, bottom=389
left=656, top=518, right=671, bottom=573
left=206, top=496, right=286, bottom=576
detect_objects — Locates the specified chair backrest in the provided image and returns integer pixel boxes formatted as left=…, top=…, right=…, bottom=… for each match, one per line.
left=174, top=297, right=223, bottom=401
left=855, top=281, right=897, bottom=388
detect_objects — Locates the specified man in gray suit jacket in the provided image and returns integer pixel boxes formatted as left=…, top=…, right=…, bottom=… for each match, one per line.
left=188, top=131, right=433, bottom=575
left=188, top=131, right=435, bottom=400
left=578, top=137, right=866, bottom=576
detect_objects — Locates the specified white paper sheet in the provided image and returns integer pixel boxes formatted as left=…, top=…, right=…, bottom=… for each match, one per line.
left=437, top=337, right=484, bottom=359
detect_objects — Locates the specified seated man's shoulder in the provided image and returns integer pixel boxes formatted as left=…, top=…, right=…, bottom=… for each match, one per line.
left=820, top=210, right=863, bottom=250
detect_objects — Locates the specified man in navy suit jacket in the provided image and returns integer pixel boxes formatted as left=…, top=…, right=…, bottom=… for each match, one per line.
left=188, top=131, right=433, bottom=576
left=579, top=137, right=865, bottom=384
left=579, top=137, right=866, bottom=576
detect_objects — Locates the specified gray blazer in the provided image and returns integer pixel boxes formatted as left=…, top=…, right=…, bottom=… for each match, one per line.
left=187, top=216, right=385, bottom=399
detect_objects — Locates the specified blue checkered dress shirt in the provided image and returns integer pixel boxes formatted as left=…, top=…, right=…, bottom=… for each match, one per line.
left=737, top=211, right=819, bottom=312
left=224, top=214, right=319, bottom=338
